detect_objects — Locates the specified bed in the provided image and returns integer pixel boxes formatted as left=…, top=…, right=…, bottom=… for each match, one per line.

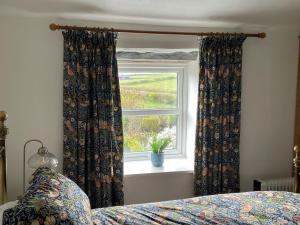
left=2, top=190, right=300, bottom=225
left=2, top=170, right=300, bottom=225
left=92, top=191, right=300, bottom=224
left=1, top=190, right=300, bottom=224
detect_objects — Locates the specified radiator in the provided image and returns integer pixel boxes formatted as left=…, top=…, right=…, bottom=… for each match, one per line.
left=253, top=177, right=293, bottom=192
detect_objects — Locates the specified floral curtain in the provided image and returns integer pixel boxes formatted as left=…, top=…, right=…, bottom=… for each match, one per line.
left=194, top=35, right=246, bottom=196
left=63, top=30, right=123, bottom=208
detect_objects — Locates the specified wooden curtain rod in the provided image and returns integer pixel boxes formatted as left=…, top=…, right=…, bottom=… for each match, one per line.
left=49, top=23, right=266, bottom=38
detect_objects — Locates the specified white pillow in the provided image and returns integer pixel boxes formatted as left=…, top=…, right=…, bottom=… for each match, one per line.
left=0, top=201, right=18, bottom=224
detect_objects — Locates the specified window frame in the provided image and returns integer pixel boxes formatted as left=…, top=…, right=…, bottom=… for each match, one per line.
left=119, top=61, right=188, bottom=161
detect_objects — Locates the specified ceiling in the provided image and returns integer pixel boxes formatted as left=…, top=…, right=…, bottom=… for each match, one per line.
left=1, top=0, right=300, bottom=29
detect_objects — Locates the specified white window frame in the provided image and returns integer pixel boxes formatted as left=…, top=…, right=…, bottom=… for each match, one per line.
left=119, top=61, right=188, bottom=161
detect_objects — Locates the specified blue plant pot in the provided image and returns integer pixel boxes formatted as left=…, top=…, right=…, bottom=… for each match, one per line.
left=151, top=152, right=164, bottom=167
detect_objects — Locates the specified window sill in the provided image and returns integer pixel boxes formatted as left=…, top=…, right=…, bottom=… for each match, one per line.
left=124, top=158, right=194, bottom=176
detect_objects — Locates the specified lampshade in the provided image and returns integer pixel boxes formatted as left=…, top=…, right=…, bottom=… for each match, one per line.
left=27, top=146, right=58, bottom=169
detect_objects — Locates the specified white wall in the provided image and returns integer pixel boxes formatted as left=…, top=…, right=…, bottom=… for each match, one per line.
left=240, top=29, right=299, bottom=191
left=125, top=172, right=194, bottom=204
left=0, top=15, right=299, bottom=203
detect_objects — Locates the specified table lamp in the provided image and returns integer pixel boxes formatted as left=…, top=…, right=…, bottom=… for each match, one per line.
left=23, top=139, right=58, bottom=193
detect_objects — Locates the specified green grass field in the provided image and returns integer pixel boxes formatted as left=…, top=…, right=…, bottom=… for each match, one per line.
left=120, top=73, right=177, bottom=109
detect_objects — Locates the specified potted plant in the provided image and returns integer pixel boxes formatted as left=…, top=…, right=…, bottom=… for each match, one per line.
left=149, top=135, right=171, bottom=167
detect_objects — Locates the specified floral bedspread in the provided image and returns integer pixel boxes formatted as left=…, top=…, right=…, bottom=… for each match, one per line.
left=92, top=191, right=300, bottom=225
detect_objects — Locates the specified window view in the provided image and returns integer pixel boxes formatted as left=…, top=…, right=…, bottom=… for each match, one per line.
left=120, top=73, right=177, bottom=110
left=122, top=115, right=177, bottom=152
left=119, top=71, right=181, bottom=156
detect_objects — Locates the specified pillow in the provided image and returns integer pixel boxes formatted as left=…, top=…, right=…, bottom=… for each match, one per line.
left=0, top=201, right=18, bottom=225
left=3, top=167, right=93, bottom=225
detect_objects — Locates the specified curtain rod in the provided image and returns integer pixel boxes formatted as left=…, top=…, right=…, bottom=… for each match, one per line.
left=49, top=23, right=266, bottom=39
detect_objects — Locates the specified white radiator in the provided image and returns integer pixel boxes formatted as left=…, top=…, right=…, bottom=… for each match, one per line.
left=255, top=177, right=293, bottom=192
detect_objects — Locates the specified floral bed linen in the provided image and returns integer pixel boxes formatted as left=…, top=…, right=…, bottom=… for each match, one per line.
left=92, top=191, right=300, bottom=225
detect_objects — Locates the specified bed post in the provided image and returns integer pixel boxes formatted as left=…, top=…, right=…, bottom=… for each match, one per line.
left=0, top=111, right=8, bottom=204
left=294, top=145, right=300, bottom=193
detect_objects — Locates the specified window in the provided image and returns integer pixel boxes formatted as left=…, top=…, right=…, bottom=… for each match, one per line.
left=119, top=62, right=187, bottom=161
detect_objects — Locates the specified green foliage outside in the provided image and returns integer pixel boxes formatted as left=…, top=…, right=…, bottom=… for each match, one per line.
left=120, top=73, right=177, bottom=152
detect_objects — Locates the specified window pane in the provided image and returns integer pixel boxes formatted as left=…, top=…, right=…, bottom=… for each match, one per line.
left=123, top=115, right=177, bottom=153
left=120, top=73, right=177, bottom=110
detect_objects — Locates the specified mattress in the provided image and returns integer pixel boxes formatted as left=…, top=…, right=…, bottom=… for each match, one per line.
left=91, top=191, right=300, bottom=225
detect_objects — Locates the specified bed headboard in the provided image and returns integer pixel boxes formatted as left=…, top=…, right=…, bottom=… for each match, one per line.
left=0, top=111, right=8, bottom=204
left=294, top=145, right=300, bottom=193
